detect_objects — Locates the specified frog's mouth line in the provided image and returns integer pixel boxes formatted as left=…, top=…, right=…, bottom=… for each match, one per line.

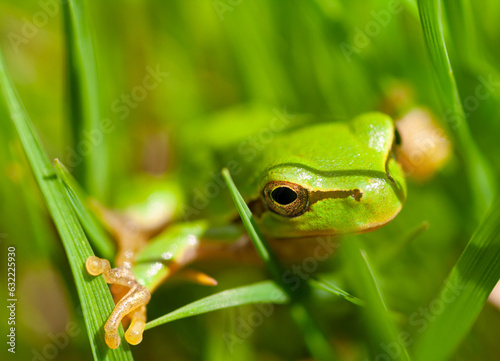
left=310, top=189, right=363, bottom=204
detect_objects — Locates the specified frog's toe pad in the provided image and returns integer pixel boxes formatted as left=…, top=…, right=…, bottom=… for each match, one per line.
left=104, top=331, right=121, bottom=349
left=86, top=256, right=109, bottom=276
left=125, top=319, right=145, bottom=345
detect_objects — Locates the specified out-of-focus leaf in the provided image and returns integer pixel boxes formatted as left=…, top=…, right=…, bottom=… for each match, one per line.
left=343, top=238, right=412, bottom=361
left=64, top=0, right=109, bottom=199
left=417, top=0, right=496, bottom=217
left=413, top=196, right=500, bottom=361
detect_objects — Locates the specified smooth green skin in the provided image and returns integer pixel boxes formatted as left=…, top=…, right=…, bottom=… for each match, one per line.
left=127, top=111, right=406, bottom=290
left=231, top=112, right=406, bottom=238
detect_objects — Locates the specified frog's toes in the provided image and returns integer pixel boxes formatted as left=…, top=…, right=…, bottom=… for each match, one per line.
left=85, top=256, right=151, bottom=348
left=86, top=256, right=135, bottom=287
left=103, top=284, right=150, bottom=348
left=125, top=305, right=147, bottom=345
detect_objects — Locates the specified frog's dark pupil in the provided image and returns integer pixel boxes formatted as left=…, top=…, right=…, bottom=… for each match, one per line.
left=271, top=187, right=297, bottom=205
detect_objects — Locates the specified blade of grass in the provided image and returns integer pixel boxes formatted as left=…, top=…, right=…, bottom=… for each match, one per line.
left=443, top=0, right=476, bottom=67
left=417, top=0, right=496, bottom=217
left=375, top=221, right=430, bottom=266
left=145, top=280, right=288, bottom=330
left=223, top=173, right=283, bottom=282
left=7, top=144, right=88, bottom=308
left=0, top=48, right=133, bottom=361
left=309, top=277, right=364, bottom=306
left=413, top=195, right=500, bottom=361
left=54, top=159, right=115, bottom=260
left=222, top=168, right=338, bottom=361
left=62, top=0, right=82, bottom=180
left=342, top=239, right=412, bottom=361
left=64, top=0, right=109, bottom=200
left=444, top=0, right=500, bottom=81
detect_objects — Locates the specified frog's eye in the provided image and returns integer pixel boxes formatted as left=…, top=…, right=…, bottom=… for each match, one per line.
left=263, top=181, right=309, bottom=217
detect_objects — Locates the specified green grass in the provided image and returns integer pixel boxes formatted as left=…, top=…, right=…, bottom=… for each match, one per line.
left=342, top=239, right=412, bottom=361
left=1, top=0, right=499, bottom=360
left=54, top=160, right=115, bottom=260
left=413, top=1, right=500, bottom=359
left=417, top=0, right=496, bottom=217
left=0, top=48, right=133, bottom=361
left=64, top=0, right=109, bottom=200
left=413, top=195, right=500, bottom=361
left=145, top=280, right=289, bottom=330
left=222, top=168, right=338, bottom=361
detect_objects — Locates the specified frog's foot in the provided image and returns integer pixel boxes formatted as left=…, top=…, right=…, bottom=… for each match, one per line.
left=86, top=256, right=151, bottom=349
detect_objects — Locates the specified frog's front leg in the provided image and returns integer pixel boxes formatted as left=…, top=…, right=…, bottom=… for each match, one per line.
left=86, top=256, right=151, bottom=348
left=86, top=220, right=222, bottom=348
left=89, top=200, right=155, bottom=268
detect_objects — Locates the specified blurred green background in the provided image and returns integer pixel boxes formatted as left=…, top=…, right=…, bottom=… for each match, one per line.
left=1, top=0, right=500, bottom=360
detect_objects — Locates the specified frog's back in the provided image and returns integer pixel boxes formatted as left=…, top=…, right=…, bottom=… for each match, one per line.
left=257, top=114, right=393, bottom=173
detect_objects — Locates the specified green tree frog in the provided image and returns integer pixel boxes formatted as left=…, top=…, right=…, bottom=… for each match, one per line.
left=86, top=109, right=406, bottom=348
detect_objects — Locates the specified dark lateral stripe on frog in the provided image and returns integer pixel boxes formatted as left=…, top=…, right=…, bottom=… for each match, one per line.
left=310, top=189, right=363, bottom=203
left=247, top=188, right=362, bottom=219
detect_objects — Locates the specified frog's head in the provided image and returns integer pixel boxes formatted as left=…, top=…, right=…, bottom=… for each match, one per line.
left=248, top=112, right=406, bottom=239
